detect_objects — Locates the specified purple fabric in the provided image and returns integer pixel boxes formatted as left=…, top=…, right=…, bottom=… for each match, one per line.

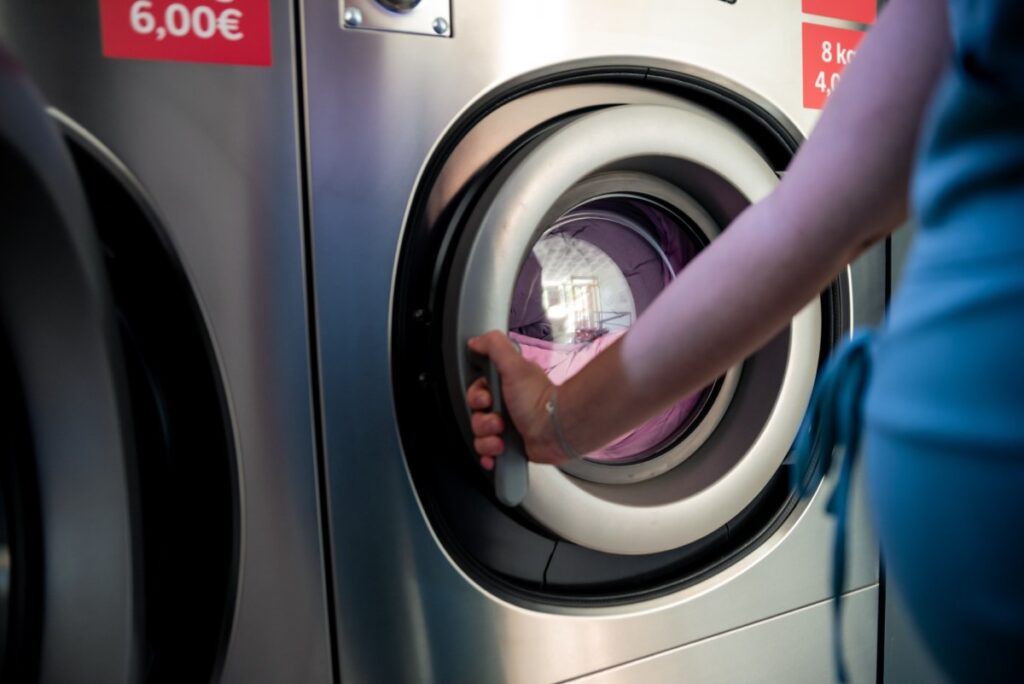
left=507, top=202, right=704, bottom=462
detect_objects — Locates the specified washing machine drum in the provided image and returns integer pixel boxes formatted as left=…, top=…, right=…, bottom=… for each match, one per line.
left=442, top=104, right=821, bottom=556
left=508, top=198, right=711, bottom=464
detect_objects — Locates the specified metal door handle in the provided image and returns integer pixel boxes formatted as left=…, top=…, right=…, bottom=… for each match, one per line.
left=469, top=347, right=529, bottom=507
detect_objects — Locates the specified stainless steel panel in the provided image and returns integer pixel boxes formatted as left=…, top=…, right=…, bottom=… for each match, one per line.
left=890, top=222, right=916, bottom=292
left=304, top=1, right=882, bottom=680
left=572, top=586, right=879, bottom=684
left=850, top=236, right=889, bottom=329
left=0, top=2, right=334, bottom=681
left=882, top=579, right=949, bottom=684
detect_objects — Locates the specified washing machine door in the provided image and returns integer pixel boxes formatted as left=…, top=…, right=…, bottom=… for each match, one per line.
left=2, top=49, right=239, bottom=681
left=0, top=51, right=140, bottom=681
left=444, top=104, right=821, bottom=556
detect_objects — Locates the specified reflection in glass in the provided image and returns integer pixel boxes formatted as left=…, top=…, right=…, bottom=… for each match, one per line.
left=509, top=196, right=712, bottom=464
left=533, top=233, right=634, bottom=344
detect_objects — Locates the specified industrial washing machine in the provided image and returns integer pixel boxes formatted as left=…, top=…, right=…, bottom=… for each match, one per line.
left=305, top=0, right=885, bottom=682
left=1, top=0, right=890, bottom=682
left=0, top=2, right=332, bottom=681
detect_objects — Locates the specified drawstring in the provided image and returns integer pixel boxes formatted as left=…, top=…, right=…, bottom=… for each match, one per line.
left=791, top=330, right=874, bottom=684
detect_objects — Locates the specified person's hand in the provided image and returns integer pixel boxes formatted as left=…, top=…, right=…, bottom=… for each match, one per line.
left=465, top=331, right=569, bottom=470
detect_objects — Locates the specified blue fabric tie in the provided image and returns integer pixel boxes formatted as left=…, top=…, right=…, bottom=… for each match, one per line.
left=791, top=330, right=874, bottom=683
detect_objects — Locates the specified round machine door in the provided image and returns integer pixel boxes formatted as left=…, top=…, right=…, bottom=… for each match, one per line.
left=393, top=71, right=847, bottom=599
left=1, top=49, right=139, bottom=682
left=445, top=104, right=820, bottom=556
left=1, top=49, right=238, bottom=681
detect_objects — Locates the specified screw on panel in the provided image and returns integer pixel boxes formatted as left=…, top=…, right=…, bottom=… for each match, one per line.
left=343, top=7, right=363, bottom=27
left=432, top=17, right=449, bottom=35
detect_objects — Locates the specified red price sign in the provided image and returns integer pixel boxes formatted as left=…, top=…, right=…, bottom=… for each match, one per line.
left=803, top=0, right=876, bottom=25
left=802, top=22, right=865, bottom=109
left=99, top=0, right=272, bottom=66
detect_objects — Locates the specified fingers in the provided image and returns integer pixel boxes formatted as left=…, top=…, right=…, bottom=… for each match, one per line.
left=473, top=435, right=503, bottom=458
left=466, top=377, right=492, bottom=411
left=466, top=376, right=504, bottom=466
left=471, top=411, right=504, bottom=437
left=467, top=331, right=519, bottom=470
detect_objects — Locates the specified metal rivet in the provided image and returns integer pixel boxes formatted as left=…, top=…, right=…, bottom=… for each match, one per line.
left=343, top=7, right=363, bottom=27
left=432, top=17, right=449, bottom=35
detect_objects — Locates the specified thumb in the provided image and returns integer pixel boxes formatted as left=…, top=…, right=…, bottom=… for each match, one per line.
left=468, top=330, right=521, bottom=374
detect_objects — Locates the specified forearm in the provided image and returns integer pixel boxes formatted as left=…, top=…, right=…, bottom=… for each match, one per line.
left=555, top=0, right=950, bottom=454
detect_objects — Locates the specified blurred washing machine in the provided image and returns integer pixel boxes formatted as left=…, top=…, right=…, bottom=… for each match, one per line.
left=0, top=2, right=332, bottom=682
left=305, top=0, right=885, bottom=682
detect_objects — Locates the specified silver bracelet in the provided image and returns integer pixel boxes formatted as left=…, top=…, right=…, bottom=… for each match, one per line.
left=544, top=387, right=584, bottom=461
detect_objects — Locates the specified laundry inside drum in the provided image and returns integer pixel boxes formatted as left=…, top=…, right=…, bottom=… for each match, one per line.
left=508, top=196, right=715, bottom=464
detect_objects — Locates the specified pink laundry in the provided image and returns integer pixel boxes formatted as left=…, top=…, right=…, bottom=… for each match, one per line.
left=510, top=330, right=702, bottom=462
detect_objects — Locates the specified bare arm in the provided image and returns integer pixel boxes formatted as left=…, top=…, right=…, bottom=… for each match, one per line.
left=468, top=0, right=951, bottom=466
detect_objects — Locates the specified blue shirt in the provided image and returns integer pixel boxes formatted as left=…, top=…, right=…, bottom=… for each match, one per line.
left=794, top=3, right=1024, bottom=680
left=865, top=0, right=1024, bottom=451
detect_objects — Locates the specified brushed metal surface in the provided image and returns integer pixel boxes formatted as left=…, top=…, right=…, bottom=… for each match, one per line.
left=0, top=2, right=334, bottom=681
left=571, top=586, right=879, bottom=683
left=302, top=0, right=882, bottom=681
left=882, top=578, right=950, bottom=684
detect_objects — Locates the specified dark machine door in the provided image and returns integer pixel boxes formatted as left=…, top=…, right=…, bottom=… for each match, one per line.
left=1, top=47, right=239, bottom=682
left=0, top=47, right=140, bottom=683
